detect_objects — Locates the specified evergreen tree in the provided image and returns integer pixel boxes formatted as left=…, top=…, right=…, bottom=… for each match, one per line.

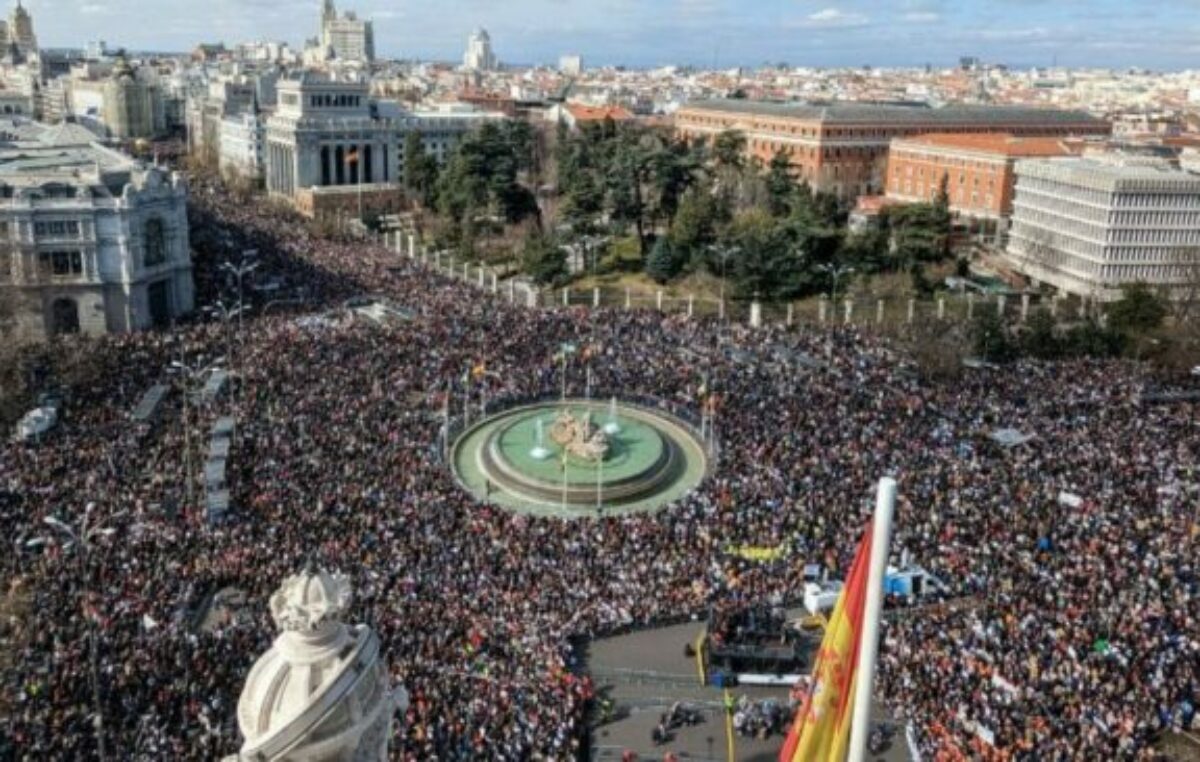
left=1021, top=308, right=1062, bottom=359
left=712, top=130, right=746, bottom=170
left=1109, top=282, right=1169, bottom=336
left=765, top=149, right=796, bottom=217
left=971, top=311, right=1016, bottom=363
left=645, top=236, right=677, bottom=284
left=520, top=232, right=567, bottom=285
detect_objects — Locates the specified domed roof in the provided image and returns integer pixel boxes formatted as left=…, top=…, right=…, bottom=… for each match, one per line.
left=233, top=569, right=404, bottom=761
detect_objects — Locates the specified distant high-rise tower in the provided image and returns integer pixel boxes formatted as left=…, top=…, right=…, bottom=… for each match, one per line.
left=463, top=28, right=497, bottom=72
left=0, top=0, right=36, bottom=59
left=319, top=0, right=374, bottom=63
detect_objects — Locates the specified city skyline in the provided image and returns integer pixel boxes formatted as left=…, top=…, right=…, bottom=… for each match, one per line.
left=30, top=0, right=1200, bottom=70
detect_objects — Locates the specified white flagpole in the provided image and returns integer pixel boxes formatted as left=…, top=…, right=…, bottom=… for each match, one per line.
left=847, top=477, right=897, bottom=762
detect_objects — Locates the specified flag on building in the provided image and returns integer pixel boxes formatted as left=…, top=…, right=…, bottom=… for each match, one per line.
left=778, top=521, right=874, bottom=762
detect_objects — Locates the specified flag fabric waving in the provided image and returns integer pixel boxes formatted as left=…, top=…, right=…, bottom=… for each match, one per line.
left=779, top=521, right=874, bottom=762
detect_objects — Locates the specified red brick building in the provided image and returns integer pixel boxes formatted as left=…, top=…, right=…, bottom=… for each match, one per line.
left=885, top=133, right=1086, bottom=219
left=674, top=100, right=1109, bottom=199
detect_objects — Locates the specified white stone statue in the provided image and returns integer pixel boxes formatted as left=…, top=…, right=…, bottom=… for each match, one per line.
left=225, top=567, right=406, bottom=762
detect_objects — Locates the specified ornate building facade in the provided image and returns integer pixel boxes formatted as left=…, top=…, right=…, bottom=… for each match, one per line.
left=265, top=72, right=506, bottom=217
left=0, top=119, right=193, bottom=340
left=226, top=568, right=404, bottom=762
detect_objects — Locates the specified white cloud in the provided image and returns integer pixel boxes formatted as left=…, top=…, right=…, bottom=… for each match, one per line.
left=803, top=7, right=870, bottom=28
left=902, top=11, right=940, bottom=23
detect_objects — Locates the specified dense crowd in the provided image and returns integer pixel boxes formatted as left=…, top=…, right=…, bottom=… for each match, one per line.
left=1, top=179, right=1197, bottom=761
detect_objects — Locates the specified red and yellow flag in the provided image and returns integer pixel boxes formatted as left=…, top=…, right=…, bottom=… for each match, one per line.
left=779, top=522, right=874, bottom=762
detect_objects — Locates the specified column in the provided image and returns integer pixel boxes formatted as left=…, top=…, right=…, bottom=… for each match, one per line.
left=1020, top=293, right=1030, bottom=322
left=689, top=294, right=696, bottom=319
left=656, top=290, right=664, bottom=311
left=749, top=301, right=762, bottom=328
left=907, top=299, right=915, bottom=324
left=966, top=292, right=975, bottom=320
left=843, top=299, right=853, bottom=325
left=624, top=287, right=631, bottom=309
left=786, top=303, right=794, bottom=327
left=818, top=297, right=828, bottom=324
left=937, top=297, right=946, bottom=320
left=997, top=295, right=1006, bottom=318
left=876, top=299, right=884, bottom=325
left=593, top=287, right=601, bottom=308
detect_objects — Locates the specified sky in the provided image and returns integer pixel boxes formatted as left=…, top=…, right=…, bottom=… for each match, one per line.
left=26, top=0, right=1200, bottom=70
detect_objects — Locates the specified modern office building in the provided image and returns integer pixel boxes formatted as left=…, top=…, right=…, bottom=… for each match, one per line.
left=463, top=28, right=497, bottom=72
left=1005, top=154, right=1200, bottom=301
left=0, top=119, right=193, bottom=340
left=675, top=99, right=1110, bottom=199
left=885, top=133, right=1085, bottom=219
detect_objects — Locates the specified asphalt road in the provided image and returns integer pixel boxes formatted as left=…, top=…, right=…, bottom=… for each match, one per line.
left=585, top=618, right=912, bottom=762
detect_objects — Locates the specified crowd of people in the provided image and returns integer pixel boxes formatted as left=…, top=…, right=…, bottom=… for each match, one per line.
left=1, top=175, right=1197, bottom=761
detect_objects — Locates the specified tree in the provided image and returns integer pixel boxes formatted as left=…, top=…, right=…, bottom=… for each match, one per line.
left=403, top=131, right=440, bottom=207
left=520, top=232, right=567, bottom=286
left=712, top=130, right=746, bottom=170
left=765, top=149, right=796, bottom=218
left=971, top=311, right=1016, bottom=363
left=669, top=187, right=719, bottom=271
left=1020, top=308, right=1062, bottom=359
left=645, top=236, right=678, bottom=284
left=1108, top=282, right=1169, bottom=336
left=725, top=209, right=807, bottom=300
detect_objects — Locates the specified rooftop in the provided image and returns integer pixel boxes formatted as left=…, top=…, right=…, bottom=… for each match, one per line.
left=894, top=132, right=1086, bottom=158
left=1015, top=155, right=1200, bottom=189
left=681, top=99, right=1104, bottom=127
left=565, top=103, right=634, bottom=122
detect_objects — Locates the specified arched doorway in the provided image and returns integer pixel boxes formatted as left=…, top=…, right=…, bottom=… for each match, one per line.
left=50, top=298, right=80, bottom=336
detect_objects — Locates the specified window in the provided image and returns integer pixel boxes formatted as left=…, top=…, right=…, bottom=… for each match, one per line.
left=34, top=220, right=80, bottom=238
left=143, top=218, right=167, bottom=267
left=39, top=250, right=83, bottom=276
left=0, top=248, right=10, bottom=283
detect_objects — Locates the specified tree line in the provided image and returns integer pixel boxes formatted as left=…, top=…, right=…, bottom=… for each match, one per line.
left=408, top=118, right=955, bottom=299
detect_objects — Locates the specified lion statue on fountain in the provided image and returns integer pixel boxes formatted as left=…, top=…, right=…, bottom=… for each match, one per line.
left=549, top=410, right=610, bottom=462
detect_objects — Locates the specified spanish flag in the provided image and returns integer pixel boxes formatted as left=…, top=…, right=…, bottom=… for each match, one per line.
left=778, top=522, right=873, bottom=762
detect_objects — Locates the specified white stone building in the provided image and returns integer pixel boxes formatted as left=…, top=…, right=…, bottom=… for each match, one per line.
left=463, top=28, right=497, bottom=72
left=226, top=568, right=404, bottom=762
left=320, top=0, right=374, bottom=64
left=219, top=111, right=266, bottom=181
left=1005, top=154, right=1200, bottom=301
left=265, top=73, right=506, bottom=213
left=0, top=119, right=193, bottom=340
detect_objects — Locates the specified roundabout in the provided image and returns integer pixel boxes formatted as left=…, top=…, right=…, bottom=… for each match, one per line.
left=451, top=398, right=711, bottom=518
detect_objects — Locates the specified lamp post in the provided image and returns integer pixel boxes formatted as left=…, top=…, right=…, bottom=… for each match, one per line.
left=31, top=504, right=128, bottom=762
left=709, top=244, right=740, bottom=320
left=168, top=353, right=226, bottom=513
left=219, top=254, right=257, bottom=407
left=816, top=262, right=855, bottom=305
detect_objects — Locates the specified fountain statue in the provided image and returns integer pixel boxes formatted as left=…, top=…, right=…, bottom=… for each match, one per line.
left=549, top=409, right=610, bottom=462
left=603, top=396, right=621, bottom=436
left=530, top=417, right=551, bottom=460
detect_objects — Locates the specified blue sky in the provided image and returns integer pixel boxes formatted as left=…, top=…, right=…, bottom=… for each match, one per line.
left=28, top=0, right=1200, bottom=69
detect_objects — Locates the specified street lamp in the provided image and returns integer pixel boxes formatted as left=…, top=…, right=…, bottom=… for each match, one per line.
left=817, top=263, right=855, bottom=304
left=168, top=353, right=226, bottom=513
left=32, top=504, right=128, bottom=762
left=708, top=244, right=740, bottom=320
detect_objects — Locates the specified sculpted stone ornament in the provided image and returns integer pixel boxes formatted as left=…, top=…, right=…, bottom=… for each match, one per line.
left=269, top=569, right=352, bottom=633
left=225, top=567, right=405, bottom=762
left=549, top=409, right=610, bottom=462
